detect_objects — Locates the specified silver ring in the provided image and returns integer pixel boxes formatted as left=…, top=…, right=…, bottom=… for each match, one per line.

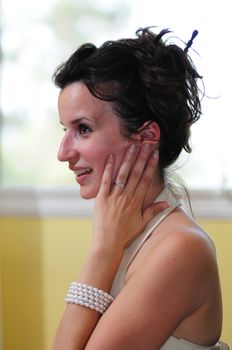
left=114, top=181, right=126, bottom=189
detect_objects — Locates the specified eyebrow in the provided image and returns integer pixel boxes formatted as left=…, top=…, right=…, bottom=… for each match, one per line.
left=60, top=117, right=92, bottom=126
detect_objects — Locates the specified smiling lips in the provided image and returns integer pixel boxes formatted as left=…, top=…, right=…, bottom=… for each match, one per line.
left=74, top=168, right=92, bottom=177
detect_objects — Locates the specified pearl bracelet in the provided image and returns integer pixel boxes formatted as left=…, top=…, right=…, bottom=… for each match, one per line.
left=65, top=282, right=115, bottom=314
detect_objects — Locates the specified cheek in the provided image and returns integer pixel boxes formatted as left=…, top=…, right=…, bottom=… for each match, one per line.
left=88, top=137, right=130, bottom=180
left=111, top=141, right=131, bottom=180
left=87, top=143, right=112, bottom=174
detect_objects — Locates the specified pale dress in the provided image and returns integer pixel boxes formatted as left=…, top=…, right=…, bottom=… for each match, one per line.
left=110, top=187, right=230, bottom=350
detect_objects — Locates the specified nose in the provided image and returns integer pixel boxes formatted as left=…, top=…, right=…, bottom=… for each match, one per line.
left=57, top=133, right=79, bottom=162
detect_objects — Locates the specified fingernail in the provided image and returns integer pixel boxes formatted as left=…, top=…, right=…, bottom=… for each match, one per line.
left=129, top=144, right=137, bottom=153
left=159, top=201, right=169, bottom=209
left=152, top=149, right=159, bottom=159
left=143, top=143, right=151, bottom=152
left=108, top=154, right=114, bottom=163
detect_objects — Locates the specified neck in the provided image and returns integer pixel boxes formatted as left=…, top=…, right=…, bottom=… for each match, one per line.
left=142, top=177, right=165, bottom=211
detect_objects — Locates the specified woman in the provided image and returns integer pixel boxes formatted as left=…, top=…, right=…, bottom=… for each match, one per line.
left=51, top=27, right=229, bottom=349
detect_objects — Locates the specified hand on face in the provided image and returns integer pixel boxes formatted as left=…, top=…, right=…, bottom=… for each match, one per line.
left=92, top=143, right=169, bottom=253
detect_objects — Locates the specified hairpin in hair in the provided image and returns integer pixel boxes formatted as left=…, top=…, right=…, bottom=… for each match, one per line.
left=184, top=30, right=199, bottom=53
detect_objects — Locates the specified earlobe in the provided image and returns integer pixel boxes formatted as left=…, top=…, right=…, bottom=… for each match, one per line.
left=132, top=121, right=160, bottom=144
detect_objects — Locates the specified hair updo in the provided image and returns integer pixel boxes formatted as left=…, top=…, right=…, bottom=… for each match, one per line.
left=53, top=27, right=202, bottom=171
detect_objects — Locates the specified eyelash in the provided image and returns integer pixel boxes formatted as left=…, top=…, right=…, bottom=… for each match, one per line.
left=78, top=123, right=92, bottom=135
left=62, top=124, right=92, bottom=135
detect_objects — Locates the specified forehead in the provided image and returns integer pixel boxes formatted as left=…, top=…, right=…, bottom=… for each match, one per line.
left=58, top=82, right=117, bottom=124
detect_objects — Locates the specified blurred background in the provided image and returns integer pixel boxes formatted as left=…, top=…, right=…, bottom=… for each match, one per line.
left=0, top=0, right=232, bottom=188
left=0, top=0, right=231, bottom=349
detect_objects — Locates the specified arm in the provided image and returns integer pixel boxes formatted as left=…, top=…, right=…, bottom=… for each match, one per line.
left=52, top=144, right=167, bottom=350
left=85, top=230, right=216, bottom=350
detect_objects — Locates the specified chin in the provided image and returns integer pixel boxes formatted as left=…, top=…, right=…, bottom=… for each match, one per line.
left=79, top=188, right=98, bottom=200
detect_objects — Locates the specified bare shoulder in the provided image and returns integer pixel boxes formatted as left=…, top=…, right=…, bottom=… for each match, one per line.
left=147, top=229, right=214, bottom=277
left=127, top=209, right=220, bottom=308
left=158, top=222, right=216, bottom=264
left=130, top=209, right=217, bottom=277
left=148, top=211, right=218, bottom=277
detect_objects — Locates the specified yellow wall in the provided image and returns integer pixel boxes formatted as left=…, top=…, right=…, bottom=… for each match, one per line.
left=201, top=220, right=232, bottom=345
left=0, top=218, right=231, bottom=349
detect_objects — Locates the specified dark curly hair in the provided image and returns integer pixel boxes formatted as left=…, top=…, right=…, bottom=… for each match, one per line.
left=52, top=27, right=202, bottom=171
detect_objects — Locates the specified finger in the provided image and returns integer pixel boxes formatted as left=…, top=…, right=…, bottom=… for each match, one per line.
left=125, top=143, right=152, bottom=194
left=142, top=201, right=169, bottom=226
left=113, top=144, right=138, bottom=193
left=134, top=149, right=159, bottom=199
left=98, top=154, right=114, bottom=197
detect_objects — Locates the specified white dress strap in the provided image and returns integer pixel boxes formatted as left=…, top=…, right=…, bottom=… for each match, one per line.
left=161, top=336, right=230, bottom=350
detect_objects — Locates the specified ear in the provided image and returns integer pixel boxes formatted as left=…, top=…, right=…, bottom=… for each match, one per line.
left=132, top=121, right=160, bottom=144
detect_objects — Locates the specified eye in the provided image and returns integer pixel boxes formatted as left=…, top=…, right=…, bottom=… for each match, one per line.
left=78, top=123, right=92, bottom=135
left=62, top=127, right=67, bottom=132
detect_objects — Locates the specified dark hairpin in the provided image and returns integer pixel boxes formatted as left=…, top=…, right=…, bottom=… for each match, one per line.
left=184, top=30, right=198, bottom=53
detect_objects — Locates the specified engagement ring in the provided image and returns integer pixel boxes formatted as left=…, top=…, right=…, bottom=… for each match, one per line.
left=114, top=181, right=126, bottom=188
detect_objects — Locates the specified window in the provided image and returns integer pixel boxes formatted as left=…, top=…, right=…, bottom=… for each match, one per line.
left=0, top=0, right=131, bottom=186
